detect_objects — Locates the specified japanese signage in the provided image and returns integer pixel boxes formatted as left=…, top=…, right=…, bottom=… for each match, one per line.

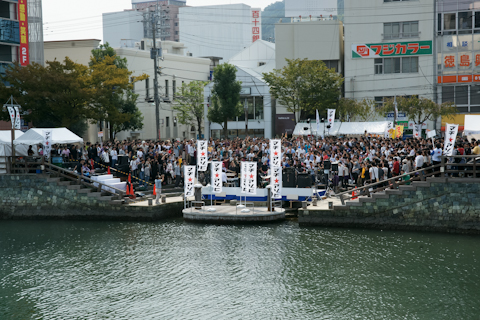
left=272, top=167, right=282, bottom=199
left=241, top=162, right=247, bottom=194
left=327, top=109, right=335, bottom=134
left=385, top=122, right=394, bottom=138
left=197, top=140, right=208, bottom=171
left=395, top=125, right=404, bottom=139
left=18, top=0, right=29, bottom=66
left=352, top=41, right=433, bottom=59
left=413, top=124, right=422, bottom=139
left=246, top=162, right=257, bottom=195
left=443, top=123, right=459, bottom=156
left=211, top=161, right=222, bottom=194
left=7, top=107, right=15, bottom=128
left=251, top=8, right=261, bottom=43
left=184, top=165, right=196, bottom=197
left=43, top=130, right=52, bottom=161
left=270, top=139, right=281, bottom=168
left=14, top=106, right=21, bottom=130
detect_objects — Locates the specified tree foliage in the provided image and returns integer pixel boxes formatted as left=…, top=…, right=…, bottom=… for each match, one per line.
left=173, top=81, right=207, bottom=138
left=0, top=59, right=93, bottom=137
left=88, top=46, right=148, bottom=140
left=261, top=1, right=286, bottom=42
left=207, top=63, right=242, bottom=138
left=381, top=95, right=457, bottom=124
left=263, top=58, right=343, bottom=123
left=336, top=98, right=377, bottom=122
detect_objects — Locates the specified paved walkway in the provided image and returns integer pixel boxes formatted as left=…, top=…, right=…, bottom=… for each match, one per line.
left=129, top=196, right=184, bottom=207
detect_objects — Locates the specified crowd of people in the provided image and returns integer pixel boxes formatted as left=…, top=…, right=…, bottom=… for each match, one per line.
left=43, top=133, right=480, bottom=189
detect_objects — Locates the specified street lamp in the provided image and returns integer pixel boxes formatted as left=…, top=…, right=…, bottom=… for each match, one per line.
left=244, top=98, right=248, bottom=137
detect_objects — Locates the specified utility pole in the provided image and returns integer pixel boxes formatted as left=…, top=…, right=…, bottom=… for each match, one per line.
left=151, top=8, right=161, bottom=141
left=432, top=0, right=438, bottom=131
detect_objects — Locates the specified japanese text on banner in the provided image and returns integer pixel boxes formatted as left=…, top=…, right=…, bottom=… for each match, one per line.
left=272, top=167, right=282, bottom=199
left=246, top=162, right=257, bottom=195
left=184, top=165, right=196, bottom=197
left=43, top=130, right=52, bottom=161
left=443, top=123, right=459, bottom=156
left=197, top=140, right=208, bottom=171
left=211, top=161, right=222, bottom=193
left=270, top=139, right=281, bottom=168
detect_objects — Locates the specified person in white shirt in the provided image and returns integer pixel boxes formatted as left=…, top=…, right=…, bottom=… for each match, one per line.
left=369, top=164, right=379, bottom=183
left=110, top=148, right=118, bottom=167
left=431, top=144, right=442, bottom=165
left=415, top=151, right=424, bottom=170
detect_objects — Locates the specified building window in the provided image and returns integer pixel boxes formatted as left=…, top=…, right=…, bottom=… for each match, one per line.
left=166, top=116, right=170, bottom=127
left=442, top=86, right=454, bottom=103
left=472, top=85, right=480, bottom=105
left=444, top=13, right=456, bottom=32
left=476, top=12, right=480, bottom=29
left=172, top=80, right=176, bottom=99
left=165, top=79, right=169, bottom=98
left=374, top=57, right=418, bottom=74
left=455, top=85, right=468, bottom=105
left=458, top=12, right=473, bottom=31
left=383, top=0, right=413, bottom=2
left=383, top=21, right=418, bottom=39
left=237, top=96, right=264, bottom=121
left=175, top=31, right=178, bottom=35
left=145, top=78, right=150, bottom=99
left=374, top=59, right=383, bottom=74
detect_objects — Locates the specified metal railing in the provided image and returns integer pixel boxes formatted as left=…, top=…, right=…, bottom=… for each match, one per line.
left=334, top=155, right=480, bottom=205
left=2, top=156, right=126, bottom=198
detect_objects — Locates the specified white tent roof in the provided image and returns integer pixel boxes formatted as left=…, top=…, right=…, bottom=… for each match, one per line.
left=293, top=121, right=390, bottom=136
left=0, top=130, right=24, bottom=144
left=464, top=115, right=480, bottom=135
left=13, top=127, right=83, bottom=145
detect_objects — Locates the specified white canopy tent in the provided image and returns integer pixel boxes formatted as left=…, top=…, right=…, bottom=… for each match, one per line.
left=293, top=121, right=390, bottom=137
left=464, top=115, right=480, bottom=141
left=0, top=130, right=29, bottom=174
left=13, top=127, right=83, bottom=146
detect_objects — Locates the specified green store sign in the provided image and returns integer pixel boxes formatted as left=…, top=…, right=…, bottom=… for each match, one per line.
left=352, top=40, right=433, bottom=59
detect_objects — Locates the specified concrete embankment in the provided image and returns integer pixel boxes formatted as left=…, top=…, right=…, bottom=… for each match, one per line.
left=0, top=175, right=184, bottom=221
left=299, top=178, right=480, bottom=234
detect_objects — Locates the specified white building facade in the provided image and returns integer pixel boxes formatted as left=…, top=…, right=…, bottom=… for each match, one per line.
left=203, top=40, right=277, bottom=140
left=179, top=4, right=262, bottom=61
left=116, top=41, right=211, bottom=141
left=344, top=0, right=435, bottom=129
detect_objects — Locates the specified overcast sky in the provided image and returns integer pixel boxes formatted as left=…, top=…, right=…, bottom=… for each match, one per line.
left=42, top=0, right=276, bottom=42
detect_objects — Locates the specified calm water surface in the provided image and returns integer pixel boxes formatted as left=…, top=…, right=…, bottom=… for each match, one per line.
left=0, top=219, right=479, bottom=319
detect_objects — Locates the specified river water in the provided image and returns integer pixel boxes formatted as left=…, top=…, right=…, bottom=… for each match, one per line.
left=0, top=219, right=479, bottom=320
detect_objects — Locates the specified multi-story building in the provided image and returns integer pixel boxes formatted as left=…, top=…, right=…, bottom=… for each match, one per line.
left=436, top=0, right=480, bottom=119
left=1, top=0, right=43, bottom=130
left=179, top=4, right=262, bottom=61
left=344, top=0, right=435, bottom=129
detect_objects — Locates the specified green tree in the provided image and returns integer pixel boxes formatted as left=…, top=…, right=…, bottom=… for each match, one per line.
left=0, top=59, right=93, bottom=137
left=355, top=99, right=378, bottom=122
left=173, top=81, right=207, bottom=138
left=381, top=95, right=457, bottom=124
left=111, top=89, right=144, bottom=137
left=336, top=98, right=359, bottom=122
left=207, top=64, right=242, bottom=139
left=262, top=1, right=286, bottom=42
left=263, top=58, right=343, bottom=123
left=88, top=48, right=148, bottom=140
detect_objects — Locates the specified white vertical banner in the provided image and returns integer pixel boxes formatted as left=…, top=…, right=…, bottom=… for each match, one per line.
left=327, top=109, right=335, bottom=134
left=272, top=166, right=282, bottom=199
left=443, top=123, right=459, bottom=156
left=7, top=107, right=15, bottom=128
left=197, top=140, right=208, bottom=171
left=184, top=165, right=196, bottom=197
left=413, top=124, right=422, bottom=139
left=241, top=162, right=247, bottom=193
left=385, top=121, right=394, bottom=138
left=269, top=139, right=281, bottom=168
left=211, top=161, right=222, bottom=193
left=315, top=109, right=321, bottom=138
left=14, top=106, right=21, bottom=130
left=43, top=130, right=52, bottom=161
left=246, top=162, right=257, bottom=195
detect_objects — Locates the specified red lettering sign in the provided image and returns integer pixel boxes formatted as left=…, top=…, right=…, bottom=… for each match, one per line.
left=382, top=44, right=395, bottom=55
left=252, top=27, right=260, bottom=35
left=252, top=10, right=259, bottom=18
left=476, top=54, right=480, bottom=67
left=459, top=54, right=471, bottom=67
left=445, top=55, right=455, bottom=68
left=18, top=0, right=29, bottom=66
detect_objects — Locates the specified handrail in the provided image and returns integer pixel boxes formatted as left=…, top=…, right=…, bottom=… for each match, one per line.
left=43, top=162, right=126, bottom=197
left=334, top=164, right=441, bottom=198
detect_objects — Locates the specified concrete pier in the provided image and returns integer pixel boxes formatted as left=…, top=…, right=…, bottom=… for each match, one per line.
left=183, top=205, right=285, bottom=224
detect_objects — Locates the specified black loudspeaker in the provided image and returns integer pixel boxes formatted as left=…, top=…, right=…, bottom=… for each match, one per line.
left=323, top=160, right=331, bottom=170
left=118, top=156, right=129, bottom=166
left=297, top=173, right=312, bottom=188
left=282, top=169, right=296, bottom=187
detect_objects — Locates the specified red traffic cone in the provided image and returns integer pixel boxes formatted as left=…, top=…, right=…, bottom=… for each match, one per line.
left=108, top=167, right=111, bottom=174
left=352, top=187, right=358, bottom=200
left=128, top=174, right=131, bottom=183
left=153, top=185, right=156, bottom=196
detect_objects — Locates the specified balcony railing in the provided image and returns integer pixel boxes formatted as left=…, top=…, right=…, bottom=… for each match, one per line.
left=382, top=31, right=421, bottom=40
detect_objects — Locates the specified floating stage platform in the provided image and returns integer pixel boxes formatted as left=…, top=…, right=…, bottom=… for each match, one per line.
left=183, top=205, right=286, bottom=224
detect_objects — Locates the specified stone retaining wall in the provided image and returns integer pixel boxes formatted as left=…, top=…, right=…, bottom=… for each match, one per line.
left=0, top=175, right=184, bottom=221
left=299, top=178, right=480, bottom=234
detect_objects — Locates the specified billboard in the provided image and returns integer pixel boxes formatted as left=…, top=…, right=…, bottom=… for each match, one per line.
left=285, top=0, right=337, bottom=18
left=18, top=0, right=29, bottom=66
left=352, top=41, right=433, bottom=59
